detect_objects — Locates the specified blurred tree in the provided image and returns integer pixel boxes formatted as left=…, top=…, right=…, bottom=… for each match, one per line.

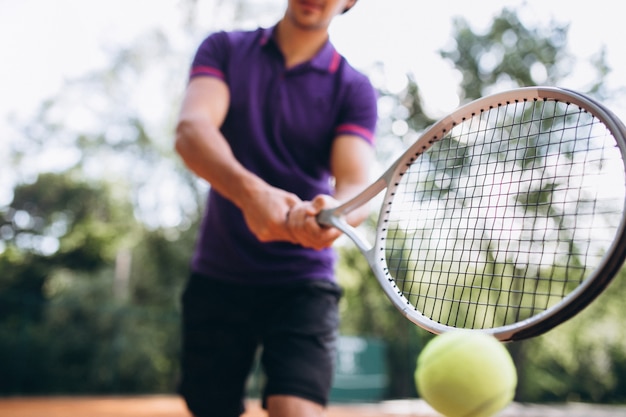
left=10, top=30, right=201, bottom=230
left=516, top=267, right=626, bottom=403
left=0, top=170, right=198, bottom=394
left=2, top=0, right=624, bottom=403
left=441, top=9, right=570, bottom=101
left=0, top=0, right=276, bottom=395
left=0, top=173, right=133, bottom=319
left=0, top=172, right=137, bottom=393
left=440, top=8, right=612, bottom=102
left=337, top=6, right=624, bottom=404
left=438, top=8, right=624, bottom=404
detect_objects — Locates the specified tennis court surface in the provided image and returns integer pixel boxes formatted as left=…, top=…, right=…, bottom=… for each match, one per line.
left=1, top=396, right=625, bottom=417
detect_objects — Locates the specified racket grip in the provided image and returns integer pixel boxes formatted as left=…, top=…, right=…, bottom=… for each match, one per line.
left=316, top=209, right=334, bottom=228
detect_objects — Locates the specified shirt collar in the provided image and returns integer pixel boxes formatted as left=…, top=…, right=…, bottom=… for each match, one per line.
left=260, top=25, right=341, bottom=74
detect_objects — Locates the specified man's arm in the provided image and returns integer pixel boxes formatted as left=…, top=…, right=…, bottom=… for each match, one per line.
left=175, top=77, right=301, bottom=243
left=329, top=135, right=375, bottom=227
left=287, top=135, right=374, bottom=250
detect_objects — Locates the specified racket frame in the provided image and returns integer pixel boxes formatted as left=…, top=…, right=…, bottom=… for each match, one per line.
left=319, top=86, right=626, bottom=341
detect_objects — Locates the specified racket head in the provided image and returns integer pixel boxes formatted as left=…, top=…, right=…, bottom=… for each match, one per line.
left=371, top=86, right=626, bottom=341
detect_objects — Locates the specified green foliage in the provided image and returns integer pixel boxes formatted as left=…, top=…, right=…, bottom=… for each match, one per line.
left=335, top=225, right=434, bottom=398
left=441, top=9, right=571, bottom=100
left=0, top=172, right=196, bottom=394
left=434, top=7, right=624, bottom=404
left=129, top=226, right=195, bottom=307
left=1, top=3, right=624, bottom=404
left=336, top=6, right=625, bottom=404
left=0, top=173, right=132, bottom=324
left=516, top=267, right=626, bottom=403
left=1, top=269, right=180, bottom=394
left=41, top=268, right=181, bottom=394
left=0, top=23, right=201, bottom=394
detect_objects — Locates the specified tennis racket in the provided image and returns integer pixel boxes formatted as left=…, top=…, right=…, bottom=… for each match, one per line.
left=318, top=86, right=626, bottom=341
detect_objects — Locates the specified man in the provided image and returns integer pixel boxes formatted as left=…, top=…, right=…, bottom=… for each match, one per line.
left=174, top=0, right=377, bottom=416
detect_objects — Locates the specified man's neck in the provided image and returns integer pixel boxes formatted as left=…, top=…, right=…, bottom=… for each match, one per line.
left=275, top=19, right=329, bottom=69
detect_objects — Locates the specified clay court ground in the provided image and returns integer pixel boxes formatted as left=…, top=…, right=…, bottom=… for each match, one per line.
left=0, top=396, right=625, bottom=417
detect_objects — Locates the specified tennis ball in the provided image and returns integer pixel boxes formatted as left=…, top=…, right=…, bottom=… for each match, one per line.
left=415, top=331, right=517, bottom=417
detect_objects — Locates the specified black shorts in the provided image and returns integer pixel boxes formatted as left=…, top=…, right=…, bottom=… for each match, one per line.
left=178, top=273, right=342, bottom=417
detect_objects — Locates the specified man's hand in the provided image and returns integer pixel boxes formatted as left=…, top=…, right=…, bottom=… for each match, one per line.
left=286, top=194, right=343, bottom=250
left=240, top=184, right=303, bottom=244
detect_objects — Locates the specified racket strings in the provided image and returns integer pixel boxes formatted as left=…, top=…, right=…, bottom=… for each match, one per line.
left=384, top=99, right=626, bottom=330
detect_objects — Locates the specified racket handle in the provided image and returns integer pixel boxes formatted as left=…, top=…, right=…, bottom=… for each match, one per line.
left=316, top=209, right=334, bottom=228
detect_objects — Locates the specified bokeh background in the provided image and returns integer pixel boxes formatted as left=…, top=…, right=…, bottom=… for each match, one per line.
left=1, top=0, right=625, bottom=405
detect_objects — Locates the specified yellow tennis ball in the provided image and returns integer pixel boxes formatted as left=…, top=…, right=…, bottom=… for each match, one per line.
left=415, top=331, right=517, bottom=417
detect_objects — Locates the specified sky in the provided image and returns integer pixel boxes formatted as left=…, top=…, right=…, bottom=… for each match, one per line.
left=1, top=0, right=626, bottom=221
left=2, top=0, right=626, bottom=122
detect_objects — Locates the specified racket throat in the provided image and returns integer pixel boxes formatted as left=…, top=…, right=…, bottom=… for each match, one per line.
left=318, top=210, right=374, bottom=254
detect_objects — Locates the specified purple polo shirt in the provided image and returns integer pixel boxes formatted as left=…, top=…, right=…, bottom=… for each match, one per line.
left=189, top=26, right=377, bottom=284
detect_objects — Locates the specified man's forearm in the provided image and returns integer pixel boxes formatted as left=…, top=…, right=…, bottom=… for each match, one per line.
left=175, top=117, right=267, bottom=210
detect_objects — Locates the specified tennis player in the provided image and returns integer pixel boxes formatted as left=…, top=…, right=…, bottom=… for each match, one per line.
left=174, top=0, right=377, bottom=416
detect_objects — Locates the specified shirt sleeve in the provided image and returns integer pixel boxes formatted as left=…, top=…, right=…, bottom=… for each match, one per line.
left=335, top=74, right=378, bottom=145
left=189, top=31, right=230, bottom=82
